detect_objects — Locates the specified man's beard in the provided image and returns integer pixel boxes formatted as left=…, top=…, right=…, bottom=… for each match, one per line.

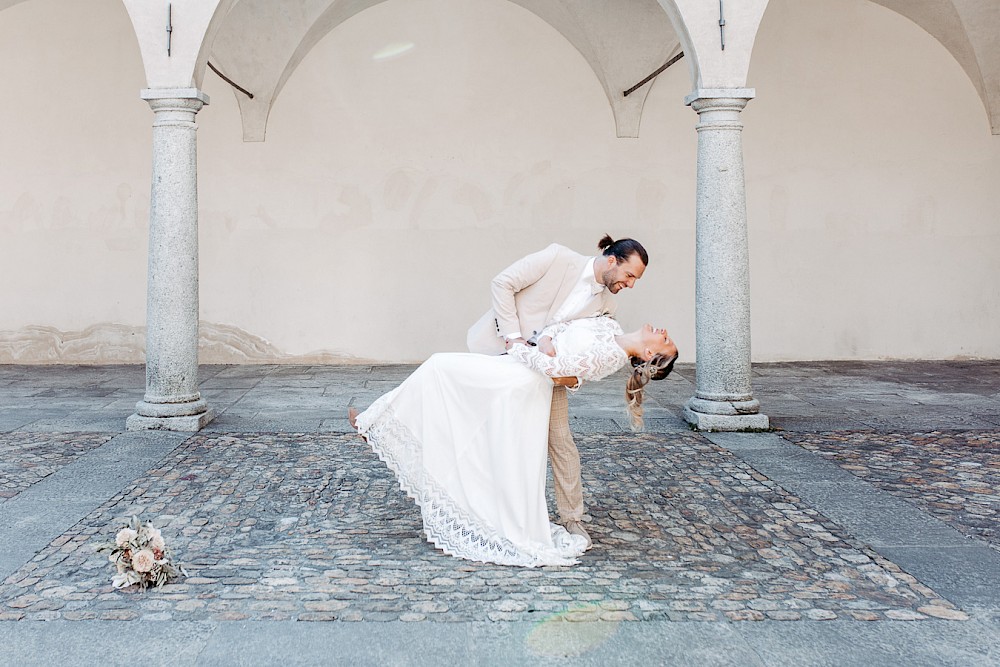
left=601, top=269, right=620, bottom=292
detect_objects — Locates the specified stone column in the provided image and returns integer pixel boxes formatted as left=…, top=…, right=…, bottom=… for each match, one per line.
left=682, top=89, right=769, bottom=431
left=127, top=88, right=213, bottom=432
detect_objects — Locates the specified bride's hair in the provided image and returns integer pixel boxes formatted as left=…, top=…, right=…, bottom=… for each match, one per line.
left=625, top=352, right=678, bottom=431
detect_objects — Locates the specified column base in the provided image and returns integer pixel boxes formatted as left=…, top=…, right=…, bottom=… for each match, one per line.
left=683, top=408, right=769, bottom=431
left=684, top=397, right=769, bottom=431
left=126, top=410, right=214, bottom=432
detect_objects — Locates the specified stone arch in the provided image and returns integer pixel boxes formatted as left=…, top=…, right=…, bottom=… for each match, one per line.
left=653, top=0, right=770, bottom=92
left=507, top=0, right=682, bottom=138
left=120, top=0, right=239, bottom=90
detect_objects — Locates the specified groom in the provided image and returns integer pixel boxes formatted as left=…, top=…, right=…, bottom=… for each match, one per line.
left=467, top=235, right=649, bottom=548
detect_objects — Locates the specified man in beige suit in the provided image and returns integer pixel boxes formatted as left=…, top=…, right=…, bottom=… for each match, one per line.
left=467, top=235, right=649, bottom=547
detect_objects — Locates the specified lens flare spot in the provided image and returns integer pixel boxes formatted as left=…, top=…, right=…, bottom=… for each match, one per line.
left=373, top=42, right=415, bottom=61
left=525, top=604, right=622, bottom=658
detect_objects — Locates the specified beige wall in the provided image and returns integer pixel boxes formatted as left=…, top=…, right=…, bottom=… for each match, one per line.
left=1, top=0, right=997, bottom=363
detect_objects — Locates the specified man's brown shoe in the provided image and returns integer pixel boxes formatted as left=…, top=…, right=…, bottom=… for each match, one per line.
left=563, top=520, right=593, bottom=550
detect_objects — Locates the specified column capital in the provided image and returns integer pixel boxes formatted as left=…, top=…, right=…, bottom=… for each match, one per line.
left=140, top=88, right=211, bottom=104
left=685, top=88, right=755, bottom=107
left=141, top=89, right=209, bottom=127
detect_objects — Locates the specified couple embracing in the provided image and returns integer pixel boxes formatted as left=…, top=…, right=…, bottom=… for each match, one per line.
left=350, top=235, right=678, bottom=566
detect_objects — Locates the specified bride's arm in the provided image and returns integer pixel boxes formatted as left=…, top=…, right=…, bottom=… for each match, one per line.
left=539, top=317, right=618, bottom=342
left=507, top=338, right=625, bottom=382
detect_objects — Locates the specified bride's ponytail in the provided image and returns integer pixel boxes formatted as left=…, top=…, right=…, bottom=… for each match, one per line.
left=625, top=353, right=678, bottom=431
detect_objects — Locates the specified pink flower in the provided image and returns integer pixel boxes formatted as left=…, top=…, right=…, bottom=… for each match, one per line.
left=115, top=528, right=138, bottom=547
left=147, top=528, right=165, bottom=552
left=132, top=549, right=156, bottom=573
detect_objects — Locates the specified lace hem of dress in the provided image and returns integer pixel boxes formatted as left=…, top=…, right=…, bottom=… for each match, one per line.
left=356, top=394, right=585, bottom=567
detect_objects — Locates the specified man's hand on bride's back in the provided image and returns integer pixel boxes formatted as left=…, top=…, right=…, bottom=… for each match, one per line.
left=537, top=336, right=557, bottom=357
left=504, top=337, right=528, bottom=351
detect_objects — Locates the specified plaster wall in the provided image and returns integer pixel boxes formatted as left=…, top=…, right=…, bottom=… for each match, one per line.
left=0, top=0, right=997, bottom=363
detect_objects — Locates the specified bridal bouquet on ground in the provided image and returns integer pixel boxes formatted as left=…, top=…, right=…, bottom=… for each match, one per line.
left=98, top=516, right=185, bottom=590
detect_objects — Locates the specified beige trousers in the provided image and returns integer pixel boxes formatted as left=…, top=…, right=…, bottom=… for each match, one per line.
left=548, top=385, right=584, bottom=523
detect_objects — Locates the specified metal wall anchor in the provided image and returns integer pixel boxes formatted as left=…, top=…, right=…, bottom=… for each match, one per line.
left=719, top=0, right=726, bottom=50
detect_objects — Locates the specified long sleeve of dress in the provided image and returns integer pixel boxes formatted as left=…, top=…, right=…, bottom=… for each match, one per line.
left=507, top=318, right=627, bottom=383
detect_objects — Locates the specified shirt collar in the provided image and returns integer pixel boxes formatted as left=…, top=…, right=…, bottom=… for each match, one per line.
left=587, top=257, right=604, bottom=295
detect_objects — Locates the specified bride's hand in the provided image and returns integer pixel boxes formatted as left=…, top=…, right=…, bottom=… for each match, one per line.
left=537, top=336, right=557, bottom=357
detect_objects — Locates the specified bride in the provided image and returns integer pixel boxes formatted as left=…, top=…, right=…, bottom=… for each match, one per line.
left=350, top=316, right=678, bottom=567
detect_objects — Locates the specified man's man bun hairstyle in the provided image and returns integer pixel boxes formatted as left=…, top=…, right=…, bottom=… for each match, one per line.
left=598, top=234, right=648, bottom=267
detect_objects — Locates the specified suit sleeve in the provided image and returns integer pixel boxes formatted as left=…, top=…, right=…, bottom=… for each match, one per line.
left=489, top=244, right=561, bottom=338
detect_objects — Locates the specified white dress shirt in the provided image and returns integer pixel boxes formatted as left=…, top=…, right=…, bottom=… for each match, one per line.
left=507, top=257, right=604, bottom=341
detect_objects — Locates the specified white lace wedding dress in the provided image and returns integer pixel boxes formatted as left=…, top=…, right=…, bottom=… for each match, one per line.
left=355, top=317, right=628, bottom=567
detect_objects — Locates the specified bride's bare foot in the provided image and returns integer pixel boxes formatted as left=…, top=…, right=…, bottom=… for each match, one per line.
left=347, top=407, right=360, bottom=431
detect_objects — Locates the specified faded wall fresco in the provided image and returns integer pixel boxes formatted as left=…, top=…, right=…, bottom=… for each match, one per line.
left=0, top=323, right=371, bottom=365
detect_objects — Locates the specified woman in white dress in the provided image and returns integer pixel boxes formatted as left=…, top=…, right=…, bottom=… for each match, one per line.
left=350, top=317, right=678, bottom=567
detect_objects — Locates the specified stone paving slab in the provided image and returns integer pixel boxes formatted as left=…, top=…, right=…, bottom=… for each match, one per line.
left=1, top=618, right=999, bottom=666
left=0, top=432, right=114, bottom=503
left=734, top=619, right=1000, bottom=667
left=0, top=409, right=76, bottom=433
left=872, top=544, right=1000, bottom=611
left=783, top=431, right=999, bottom=551
left=196, top=619, right=761, bottom=666
left=0, top=432, right=966, bottom=624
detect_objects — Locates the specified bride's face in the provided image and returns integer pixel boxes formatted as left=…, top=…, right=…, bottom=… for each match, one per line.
left=640, top=324, right=677, bottom=360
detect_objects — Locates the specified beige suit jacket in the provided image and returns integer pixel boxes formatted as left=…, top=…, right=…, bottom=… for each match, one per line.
left=467, top=243, right=617, bottom=355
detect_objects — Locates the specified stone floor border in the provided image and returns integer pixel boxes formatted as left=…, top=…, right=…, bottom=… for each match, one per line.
left=0, top=431, right=187, bottom=581
left=0, top=619, right=998, bottom=666
left=706, top=432, right=1000, bottom=611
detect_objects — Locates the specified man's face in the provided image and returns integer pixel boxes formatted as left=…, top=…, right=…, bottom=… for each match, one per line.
left=599, top=253, right=646, bottom=293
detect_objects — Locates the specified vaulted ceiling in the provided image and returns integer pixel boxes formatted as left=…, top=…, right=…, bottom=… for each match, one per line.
left=208, top=0, right=678, bottom=140
left=872, top=0, right=1000, bottom=133
left=203, top=0, right=1000, bottom=138
left=1, top=0, right=998, bottom=135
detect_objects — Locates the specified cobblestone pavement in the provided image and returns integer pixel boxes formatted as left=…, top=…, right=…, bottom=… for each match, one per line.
left=0, top=431, right=967, bottom=623
left=783, top=431, right=1000, bottom=552
left=0, top=432, right=113, bottom=503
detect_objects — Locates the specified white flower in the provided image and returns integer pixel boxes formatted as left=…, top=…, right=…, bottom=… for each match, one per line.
left=112, top=571, right=142, bottom=589
left=115, top=528, right=138, bottom=547
left=132, top=549, right=156, bottom=573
